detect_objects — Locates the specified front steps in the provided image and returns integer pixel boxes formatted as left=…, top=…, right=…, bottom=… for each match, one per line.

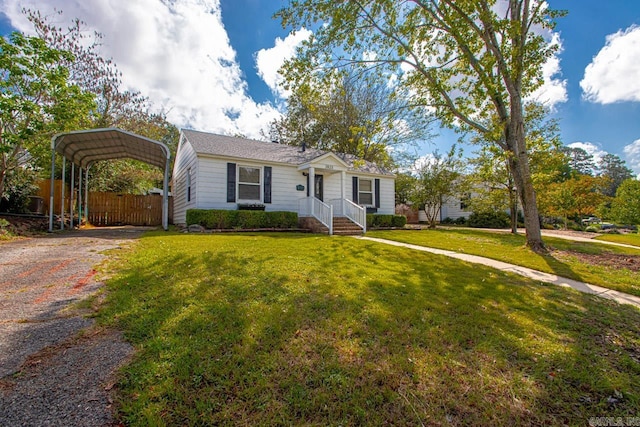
left=332, top=217, right=364, bottom=236
left=299, top=216, right=364, bottom=235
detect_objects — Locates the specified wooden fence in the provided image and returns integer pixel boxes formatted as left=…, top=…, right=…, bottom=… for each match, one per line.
left=38, top=180, right=172, bottom=226
left=88, top=192, right=172, bottom=226
left=37, top=180, right=71, bottom=216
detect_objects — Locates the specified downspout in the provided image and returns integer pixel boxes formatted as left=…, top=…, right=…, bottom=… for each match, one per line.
left=162, top=151, right=170, bottom=231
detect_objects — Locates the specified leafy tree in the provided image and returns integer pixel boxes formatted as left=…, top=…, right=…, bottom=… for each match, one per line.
left=24, top=9, right=179, bottom=193
left=278, top=0, right=565, bottom=252
left=610, top=179, right=640, bottom=227
left=559, top=146, right=595, bottom=177
left=410, top=146, right=465, bottom=228
left=394, top=172, right=418, bottom=205
left=0, top=32, right=94, bottom=201
left=538, top=175, right=609, bottom=229
left=597, top=153, right=634, bottom=197
left=467, top=102, right=564, bottom=233
left=269, top=68, right=433, bottom=168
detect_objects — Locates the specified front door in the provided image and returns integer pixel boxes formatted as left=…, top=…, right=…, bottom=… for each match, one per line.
left=307, top=174, right=324, bottom=201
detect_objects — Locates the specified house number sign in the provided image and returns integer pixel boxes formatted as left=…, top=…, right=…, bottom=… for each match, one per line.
left=324, top=164, right=334, bottom=169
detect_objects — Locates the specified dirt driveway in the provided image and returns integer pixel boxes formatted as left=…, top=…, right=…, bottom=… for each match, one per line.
left=0, top=227, right=150, bottom=426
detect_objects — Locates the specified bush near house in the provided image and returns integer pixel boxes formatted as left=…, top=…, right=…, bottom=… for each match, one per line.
left=186, top=209, right=298, bottom=230
left=367, top=214, right=407, bottom=228
left=467, top=211, right=510, bottom=229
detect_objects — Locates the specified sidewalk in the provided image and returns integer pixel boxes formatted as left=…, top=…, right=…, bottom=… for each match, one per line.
left=358, top=236, right=640, bottom=309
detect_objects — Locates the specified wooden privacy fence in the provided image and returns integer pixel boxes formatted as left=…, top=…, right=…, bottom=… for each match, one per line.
left=88, top=192, right=172, bottom=226
left=38, top=180, right=172, bottom=226
left=37, top=180, right=71, bottom=216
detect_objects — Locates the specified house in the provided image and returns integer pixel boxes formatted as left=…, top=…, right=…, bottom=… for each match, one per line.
left=417, top=193, right=473, bottom=223
left=172, top=130, right=396, bottom=234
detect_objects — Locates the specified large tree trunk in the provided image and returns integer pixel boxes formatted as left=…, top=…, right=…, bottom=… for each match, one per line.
left=506, top=105, right=545, bottom=252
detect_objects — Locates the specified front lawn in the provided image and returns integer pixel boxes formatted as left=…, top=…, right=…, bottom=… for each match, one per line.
left=99, top=232, right=640, bottom=426
left=368, top=228, right=640, bottom=297
left=595, top=233, right=640, bottom=247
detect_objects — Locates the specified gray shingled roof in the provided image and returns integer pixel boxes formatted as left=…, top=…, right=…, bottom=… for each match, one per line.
left=182, top=129, right=394, bottom=176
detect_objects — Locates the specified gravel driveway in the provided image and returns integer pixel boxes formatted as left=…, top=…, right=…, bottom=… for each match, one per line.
left=0, top=227, right=150, bottom=426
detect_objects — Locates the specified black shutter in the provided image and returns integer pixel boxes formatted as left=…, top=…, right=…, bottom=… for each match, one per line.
left=264, top=166, right=272, bottom=203
left=352, top=176, right=359, bottom=203
left=227, top=163, right=236, bottom=202
left=374, top=179, right=380, bottom=208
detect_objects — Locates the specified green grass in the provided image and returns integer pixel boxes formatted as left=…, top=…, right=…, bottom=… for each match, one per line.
left=595, top=233, right=640, bottom=247
left=367, top=228, right=640, bottom=297
left=98, top=232, right=640, bottom=426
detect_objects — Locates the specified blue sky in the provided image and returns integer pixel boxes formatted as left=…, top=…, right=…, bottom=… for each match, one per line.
left=2, top=1, right=640, bottom=174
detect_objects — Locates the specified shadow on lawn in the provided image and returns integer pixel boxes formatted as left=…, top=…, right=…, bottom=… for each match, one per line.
left=101, top=233, right=640, bottom=426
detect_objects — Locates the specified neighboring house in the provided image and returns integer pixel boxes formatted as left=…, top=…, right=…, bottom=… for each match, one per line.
left=172, top=130, right=395, bottom=234
left=417, top=194, right=473, bottom=223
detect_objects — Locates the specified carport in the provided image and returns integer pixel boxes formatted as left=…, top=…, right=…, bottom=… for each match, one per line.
left=48, top=128, right=171, bottom=232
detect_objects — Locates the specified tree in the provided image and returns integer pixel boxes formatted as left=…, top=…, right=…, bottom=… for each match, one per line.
left=560, top=146, right=595, bottom=177
left=537, top=175, right=609, bottom=229
left=410, top=146, right=465, bottom=228
left=0, top=32, right=94, bottom=201
left=395, top=172, right=418, bottom=205
left=597, top=153, right=634, bottom=197
left=269, top=68, right=433, bottom=169
left=610, top=179, right=640, bottom=227
left=278, top=0, right=565, bottom=252
left=468, top=102, right=564, bottom=233
left=24, top=9, right=180, bottom=193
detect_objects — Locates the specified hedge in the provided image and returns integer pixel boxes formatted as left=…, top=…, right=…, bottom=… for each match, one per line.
left=366, top=214, right=407, bottom=228
left=186, top=209, right=298, bottom=230
left=467, top=211, right=510, bottom=229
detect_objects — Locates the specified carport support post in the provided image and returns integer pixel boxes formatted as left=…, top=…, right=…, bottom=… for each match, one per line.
left=78, top=167, right=82, bottom=226
left=84, top=167, right=90, bottom=225
left=70, top=163, right=74, bottom=229
left=48, top=143, right=56, bottom=232
left=162, top=155, right=169, bottom=231
left=61, top=157, right=66, bottom=230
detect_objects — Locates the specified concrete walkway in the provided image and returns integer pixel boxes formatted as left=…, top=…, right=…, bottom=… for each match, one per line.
left=358, top=236, right=640, bottom=309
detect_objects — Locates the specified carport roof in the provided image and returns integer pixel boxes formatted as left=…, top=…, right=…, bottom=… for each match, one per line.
left=52, top=128, right=170, bottom=169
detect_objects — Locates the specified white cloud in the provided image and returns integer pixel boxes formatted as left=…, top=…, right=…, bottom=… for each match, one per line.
left=527, top=33, right=567, bottom=109
left=623, top=139, right=640, bottom=176
left=581, top=25, right=640, bottom=104
left=254, top=28, right=311, bottom=99
left=0, top=0, right=282, bottom=139
left=567, top=141, right=608, bottom=165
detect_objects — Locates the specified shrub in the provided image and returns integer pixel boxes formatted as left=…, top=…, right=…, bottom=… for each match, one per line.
left=186, top=209, right=298, bottom=230
left=441, top=217, right=453, bottom=224
left=467, top=211, right=510, bottom=229
left=454, top=216, right=467, bottom=225
left=1, top=168, right=39, bottom=214
left=585, top=225, right=600, bottom=233
left=367, top=214, right=407, bottom=228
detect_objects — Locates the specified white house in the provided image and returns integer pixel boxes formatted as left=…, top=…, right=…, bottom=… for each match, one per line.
left=417, top=194, right=473, bottom=223
left=172, top=130, right=396, bottom=233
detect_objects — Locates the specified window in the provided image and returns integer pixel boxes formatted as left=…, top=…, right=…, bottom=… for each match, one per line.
left=186, top=168, right=192, bottom=202
left=460, top=193, right=471, bottom=210
left=359, top=178, right=373, bottom=205
left=238, top=166, right=261, bottom=201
